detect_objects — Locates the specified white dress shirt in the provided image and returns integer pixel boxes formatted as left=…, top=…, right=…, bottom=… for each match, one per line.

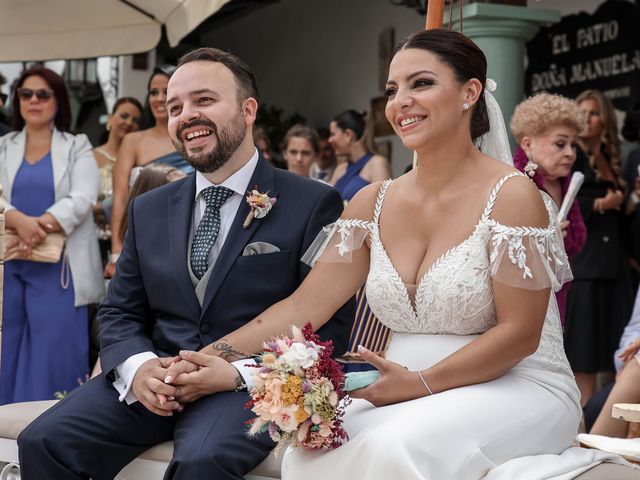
left=113, top=149, right=260, bottom=404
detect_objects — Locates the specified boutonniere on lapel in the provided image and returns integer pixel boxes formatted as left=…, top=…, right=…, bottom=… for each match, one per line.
left=243, top=187, right=277, bottom=229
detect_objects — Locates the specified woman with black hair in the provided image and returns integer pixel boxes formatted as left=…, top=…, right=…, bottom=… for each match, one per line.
left=329, top=109, right=390, bottom=201
left=107, top=66, right=192, bottom=277
left=0, top=67, right=103, bottom=403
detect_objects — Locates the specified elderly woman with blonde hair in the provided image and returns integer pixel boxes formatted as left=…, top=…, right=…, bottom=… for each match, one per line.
left=510, top=92, right=587, bottom=328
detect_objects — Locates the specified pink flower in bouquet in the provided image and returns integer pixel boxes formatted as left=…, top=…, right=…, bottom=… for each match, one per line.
left=252, top=373, right=285, bottom=419
left=274, top=405, right=300, bottom=432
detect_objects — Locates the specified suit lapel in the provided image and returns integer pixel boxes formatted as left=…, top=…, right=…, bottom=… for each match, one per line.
left=168, top=175, right=201, bottom=318
left=4, top=130, right=26, bottom=196
left=50, top=129, right=72, bottom=194
left=200, top=157, right=277, bottom=317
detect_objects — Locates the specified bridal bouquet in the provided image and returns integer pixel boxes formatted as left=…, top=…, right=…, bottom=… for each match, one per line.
left=246, top=323, right=349, bottom=451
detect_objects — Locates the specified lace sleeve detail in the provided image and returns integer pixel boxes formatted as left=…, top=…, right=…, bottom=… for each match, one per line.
left=301, top=218, right=374, bottom=267
left=487, top=194, right=573, bottom=291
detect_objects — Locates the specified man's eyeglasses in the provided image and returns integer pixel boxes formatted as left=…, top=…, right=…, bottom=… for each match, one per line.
left=17, top=88, right=55, bottom=102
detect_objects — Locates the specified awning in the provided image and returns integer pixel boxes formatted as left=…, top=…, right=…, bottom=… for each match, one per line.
left=0, top=0, right=232, bottom=61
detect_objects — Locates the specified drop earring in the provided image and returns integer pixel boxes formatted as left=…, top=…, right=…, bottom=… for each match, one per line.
left=524, top=152, right=538, bottom=177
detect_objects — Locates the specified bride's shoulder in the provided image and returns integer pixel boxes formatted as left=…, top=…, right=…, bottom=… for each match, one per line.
left=489, top=171, right=549, bottom=229
left=341, top=181, right=388, bottom=222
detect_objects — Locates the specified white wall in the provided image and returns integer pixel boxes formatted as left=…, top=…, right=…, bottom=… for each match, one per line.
left=118, top=54, right=155, bottom=103
left=200, top=0, right=424, bottom=176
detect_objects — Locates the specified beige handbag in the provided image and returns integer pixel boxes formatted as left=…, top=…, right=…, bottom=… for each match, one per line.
left=4, top=229, right=65, bottom=263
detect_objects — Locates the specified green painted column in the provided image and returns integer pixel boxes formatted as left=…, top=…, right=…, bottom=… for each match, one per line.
left=451, top=3, right=560, bottom=147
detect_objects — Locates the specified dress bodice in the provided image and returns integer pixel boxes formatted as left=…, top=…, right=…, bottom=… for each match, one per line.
left=334, top=153, right=373, bottom=202
left=12, top=153, right=55, bottom=216
left=366, top=174, right=517, bottom=336
left=312, top=172, right=573, bottom=376
left=99, top=162, right=114, bottom=198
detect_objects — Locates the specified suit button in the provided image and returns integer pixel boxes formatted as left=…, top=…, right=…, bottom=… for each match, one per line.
left=200, top=324, right=210, bottom=334
left=603, top=236, right=610, bottom=243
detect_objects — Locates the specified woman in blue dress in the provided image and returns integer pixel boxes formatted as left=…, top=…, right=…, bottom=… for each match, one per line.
left=329, top=110, right=391, bottom=202
left=0, top=67, right=104, bottom=404
left=107, top=66, right=192, bottom=277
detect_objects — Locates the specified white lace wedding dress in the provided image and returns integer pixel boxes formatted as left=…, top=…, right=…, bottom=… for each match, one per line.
left=283, top=173, right=629, bottom=480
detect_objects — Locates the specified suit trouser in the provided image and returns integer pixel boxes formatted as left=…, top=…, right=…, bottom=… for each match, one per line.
left=18, top=374, right=273, bottom=480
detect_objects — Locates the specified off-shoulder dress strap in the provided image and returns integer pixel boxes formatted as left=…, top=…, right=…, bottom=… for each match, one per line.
left=480, top=171, right=528, bottom=222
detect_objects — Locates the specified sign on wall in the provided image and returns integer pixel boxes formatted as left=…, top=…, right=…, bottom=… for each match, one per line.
left=525, top=0, right=640, bottom=110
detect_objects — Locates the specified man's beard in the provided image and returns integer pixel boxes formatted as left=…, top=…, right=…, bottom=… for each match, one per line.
left=173, top=112, right=245, bottom=174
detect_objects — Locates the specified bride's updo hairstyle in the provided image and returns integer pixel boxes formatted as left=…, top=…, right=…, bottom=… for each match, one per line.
left=397, top=29, right=490, bottom=141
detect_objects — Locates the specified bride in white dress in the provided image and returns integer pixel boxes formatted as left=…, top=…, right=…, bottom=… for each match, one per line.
left=200, top=29, right=632, bottom=478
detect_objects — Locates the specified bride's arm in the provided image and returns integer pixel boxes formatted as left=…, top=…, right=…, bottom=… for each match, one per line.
left=200, top=183, right=382, bottom=360
left=353, top=176, right=553, bottom=406
left=203, top=253, right=370, bottom=359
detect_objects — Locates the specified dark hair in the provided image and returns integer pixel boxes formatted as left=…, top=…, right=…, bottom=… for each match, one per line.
left=282, top=124, right=320, bottom=153
left=119, top=164, right=180, bottom=242
left=177, top=47, right=259, bottom=103
left=398, top=29, right=489, bottom=141
left=139, top=66, right=174, bottom=130
left=333, top=109, right=378, bottom=153
left=11, top=66, right=72, bottom=132
left=622, top=101, right=640, bottom=142
left=111, top=96, right=143, bottom=115
left=333, top=110, right=366, bottom=140
left=253, top=126, right=269, bottom=144
left=316, top=126, right=330, bottom=141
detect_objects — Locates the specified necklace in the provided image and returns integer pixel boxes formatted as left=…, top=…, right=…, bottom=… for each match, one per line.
left=96, top=147, right=117, bottom=163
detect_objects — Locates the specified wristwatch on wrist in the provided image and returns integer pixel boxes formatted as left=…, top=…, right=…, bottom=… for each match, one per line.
left=232, top=365, right=248, bottom=392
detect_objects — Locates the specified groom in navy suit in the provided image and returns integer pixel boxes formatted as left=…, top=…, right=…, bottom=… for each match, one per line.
left=18, top=48, right=353, bottom=479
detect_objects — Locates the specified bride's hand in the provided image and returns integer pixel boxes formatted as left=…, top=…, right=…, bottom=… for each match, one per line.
left=164, top=358, right=199, bottom=384
left=349, top=346, right=429, bottom=407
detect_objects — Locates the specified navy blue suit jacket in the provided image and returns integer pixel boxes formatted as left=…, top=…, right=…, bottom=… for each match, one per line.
left=98, top=157, right=354, bottom=376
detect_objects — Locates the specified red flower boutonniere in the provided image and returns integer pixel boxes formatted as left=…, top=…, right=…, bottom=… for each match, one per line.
left=244, top=187, right=277, bottom=229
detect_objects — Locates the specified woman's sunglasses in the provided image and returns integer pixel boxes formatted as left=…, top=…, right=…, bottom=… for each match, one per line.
left=17, top=88, right=55, bottom=102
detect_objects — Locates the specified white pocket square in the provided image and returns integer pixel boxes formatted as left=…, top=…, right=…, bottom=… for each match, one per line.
left=242, top=242, right=280, bottom=256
